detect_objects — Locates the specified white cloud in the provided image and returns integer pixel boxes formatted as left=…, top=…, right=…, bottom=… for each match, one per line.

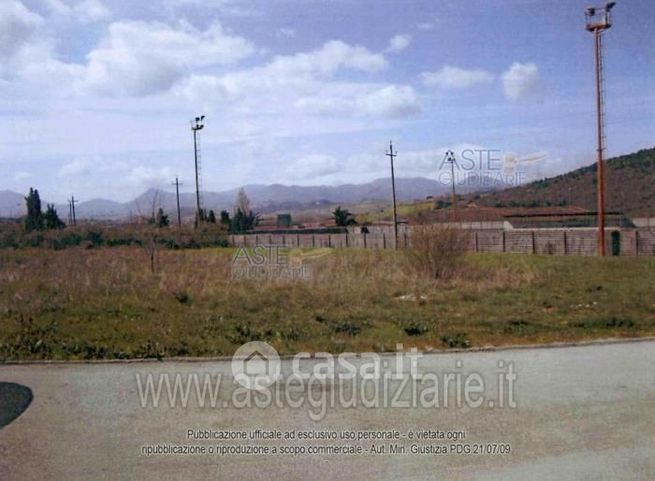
left=126, top=165, right=175, bottom=187
left=79, top=20, right=255, bottom=97
left=45, top=0, right=111, bottom=23
left=386, top=34, right=412, bottom=53
left=285, top=154, right=341, bottom=181
left=267, top=40, right=388, bottom=78
left=59, top=158, right=92, bottom=177
left=177, top=40, right=388, bottom=105
left=74, top=0, right=111, bottom=22
left=0, top=1, right=44, bottom=66
left=359, top=85, right=421, bottom=117
left=284, top=144, right=488, bottom=184
left=295, top=84, right=420, bottom=118
left=502, top=62, right=540, bottom=101
left=421, top=66, right=494, bottom=89
left=166, top=0, right=257, bottom=16
left=0, top=1, right=82, bottom=85
left=416, top=22, right=434, bottom=31
left=12, top=171, right=32, bottom=182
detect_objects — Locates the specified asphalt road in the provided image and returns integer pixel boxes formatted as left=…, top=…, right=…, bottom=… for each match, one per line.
left=1, top=340, right=654, bottom=480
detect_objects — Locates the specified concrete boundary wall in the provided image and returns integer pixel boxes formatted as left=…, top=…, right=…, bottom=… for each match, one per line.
left=633, top=218, right=655, bottom=228
left=230, top=228, right=655, bottom=256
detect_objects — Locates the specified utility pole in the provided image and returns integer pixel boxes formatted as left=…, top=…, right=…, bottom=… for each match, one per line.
left=386, top=140, right=399, bottom=249
left=585, top=2, right=615, bottom=256
left=444, top=150, right=457, bottom=222
left=70, top=195, right=77, bottom=226
left=172, top=177, right=183, bottom=227
left=191, top=115, right=205, bottom=227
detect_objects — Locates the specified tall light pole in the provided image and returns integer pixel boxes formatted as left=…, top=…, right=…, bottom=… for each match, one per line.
left=444, top=150, right=457, bottom=222
left=585, top=2, right=615, bottom=256
left=191, top=115, right=205, bottom=226
left=386, top=140, right=399, bottom=249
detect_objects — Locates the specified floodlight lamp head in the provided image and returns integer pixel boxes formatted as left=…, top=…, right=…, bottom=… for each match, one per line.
left=606, top=1, right=616, bottom=11
left=586, top=6, right=595, bottom=15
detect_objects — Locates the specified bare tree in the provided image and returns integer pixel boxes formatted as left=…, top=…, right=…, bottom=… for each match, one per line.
left=235, top=188, right=251, bottom=214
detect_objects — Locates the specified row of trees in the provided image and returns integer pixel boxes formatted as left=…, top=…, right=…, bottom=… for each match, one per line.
left=24, top=188, right=65, bottom=231
left=151, top=188, right=260, bottom=233
left=154, top=195, right=357, bottom=231
left=219, top=189, right=260, bottom=233
left=20, top=187, right=357, bottom=234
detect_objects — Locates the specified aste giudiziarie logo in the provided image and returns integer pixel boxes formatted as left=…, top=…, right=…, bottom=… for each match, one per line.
left=437, top=148, right=547, bottom=187
left=136, top=342, right=518, bottom=422
left=230, top=245, right=311, bottom=280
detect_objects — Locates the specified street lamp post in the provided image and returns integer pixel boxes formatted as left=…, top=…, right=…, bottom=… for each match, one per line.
left=445, top=150, right=457, bottom=222
left=191, top=115, right=205, bottom=226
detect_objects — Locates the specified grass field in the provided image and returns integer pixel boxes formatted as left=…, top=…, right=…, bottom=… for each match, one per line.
left=356, top=199, right=435, bottom=224
left=0, top=246, right=653, bottom=361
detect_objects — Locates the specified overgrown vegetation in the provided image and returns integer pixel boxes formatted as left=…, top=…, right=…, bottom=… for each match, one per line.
left=0, top=247, right=652, bottom=361
left=333, top=206, right=357, bottom=226
left=405, top=225, right=468, bottom=278
left=24, top=188, right=65, bottom=231
left=0, top=222, right=229, bottom=251
left=221, top=188, right=261, bottom=233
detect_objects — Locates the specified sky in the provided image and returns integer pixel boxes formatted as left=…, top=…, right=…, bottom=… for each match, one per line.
left=0, top=0, right=654, bottom=203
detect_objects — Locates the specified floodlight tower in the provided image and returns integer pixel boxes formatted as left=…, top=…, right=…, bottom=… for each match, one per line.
left=191, top=115, right=205, bottom=226
left=585, top=2, right=615, bottom=256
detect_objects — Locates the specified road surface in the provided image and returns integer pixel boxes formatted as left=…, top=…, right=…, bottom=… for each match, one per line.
left=1, top=340, right=654, bottom=480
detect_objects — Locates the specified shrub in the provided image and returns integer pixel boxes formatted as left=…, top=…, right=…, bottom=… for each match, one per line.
left=573, top=317, right=636, bottom=330
left=0, top=316, right=58, bottom=360
left=440, top=332, right=471, bottom=349
left=333, top=321, right=362, bottom=336
left=134, top=340, right=165, bottom=360
left=403, top=321, right=430, bottom=337
left=174, top=291, right=191, bottom=305
left=405, top=225, right=468, bottom=279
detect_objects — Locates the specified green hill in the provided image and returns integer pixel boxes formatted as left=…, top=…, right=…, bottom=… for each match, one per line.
left=473, top=147, right=655, bottom=216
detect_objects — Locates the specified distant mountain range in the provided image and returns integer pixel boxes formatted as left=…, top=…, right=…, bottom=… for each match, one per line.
left=470, top=147, right=655, bottom=216
left=4, top=146, right=654, bottom=220
left=0, top=175, right=509, bottom=220
left=0, top=190, right=25, bottom=218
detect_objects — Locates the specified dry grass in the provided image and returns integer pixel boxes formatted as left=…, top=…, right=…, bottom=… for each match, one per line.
left=0, top=246, right=653, bottom=360
left=404, top=225, right=469, bottom=279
